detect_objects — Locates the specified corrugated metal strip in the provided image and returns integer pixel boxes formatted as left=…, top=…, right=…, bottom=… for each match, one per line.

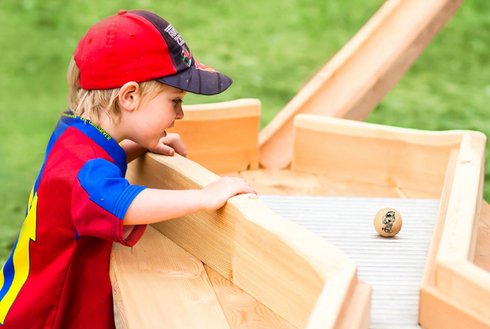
left=261, top=195, right=439, bottom=329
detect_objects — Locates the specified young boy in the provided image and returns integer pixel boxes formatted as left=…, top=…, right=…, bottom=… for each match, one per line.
left=0, top=9, right=255, bottom=328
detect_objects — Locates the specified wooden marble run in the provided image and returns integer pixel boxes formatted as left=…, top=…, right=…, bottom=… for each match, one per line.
left=110, top=0, right=490, bottom=328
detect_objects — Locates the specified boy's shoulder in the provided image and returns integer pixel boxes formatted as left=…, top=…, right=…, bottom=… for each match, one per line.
left=46, top=115, right=126, bottom=173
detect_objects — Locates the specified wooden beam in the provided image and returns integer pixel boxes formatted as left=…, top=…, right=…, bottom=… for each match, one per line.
left=436, top=132, right=486, bottom=262
left=167, top=98, right=261, bottom=173
left=419, top=286, right=490, bottom=329
left=436, top=260, right=490, bottom=317
left=475, top=201, right=490, bottom=271
left=306, top=266, right=371, bottom=329
left=421, top=150, right=459, bottom=287
left=291, top=115, right=462, bottom=198
left=259, top=0, right=463, bottom=169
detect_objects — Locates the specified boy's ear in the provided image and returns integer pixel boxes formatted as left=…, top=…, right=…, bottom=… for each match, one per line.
left=118, top=82, right=141, bottom=111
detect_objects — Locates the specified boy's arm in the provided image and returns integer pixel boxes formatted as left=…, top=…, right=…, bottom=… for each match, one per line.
left=123, top=177, right=255, bottom=225
left=121, top=133, right=187, bottom=163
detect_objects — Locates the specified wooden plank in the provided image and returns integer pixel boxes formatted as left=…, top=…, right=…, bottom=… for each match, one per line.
left=167, top=98, right=260, bottom=173
left=475, top=201, right=490, bottom=271
left=126, top=153, right=358, bottom=328
left=238, top=169, right=404, bottom=198
left=419, top=286, right=490, bottom=329
left=292, top=115, right=461, bottom=198
left=111, top=226, right=230, bottom=329
left=335, top=282, right=371, bottom=329
left=259, top=0, right=462, bottom=169
left=238, top=169, right=325, bottom=196
left=436, top=260, right=490, bottom=318
left=421, top=150, right=459, bottom=287
left=436, top=132, right=486, bottom=262
left=306, top=265, right=370, bottom=329
left=204, top=265, right=297, bottom=329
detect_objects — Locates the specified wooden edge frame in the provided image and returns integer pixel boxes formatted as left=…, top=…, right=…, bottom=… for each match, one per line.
left=167, top=98, right=261, bottom=174
left=118, top=153, right=370, bottom=328
left=291, top=114, right=464, bottom=198
left=289, top=114, right=490, bottom=327
left=419, top=129, right=490, bottom=328
left=306, top=267, right=371, bottom=329
left=258, top=0, right=462, bottom=169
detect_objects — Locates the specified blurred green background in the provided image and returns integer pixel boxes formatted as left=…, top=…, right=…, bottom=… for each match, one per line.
left=0, top=0, right=489, bottom=262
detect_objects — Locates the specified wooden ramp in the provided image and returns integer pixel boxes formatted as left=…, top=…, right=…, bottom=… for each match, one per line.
left=258, top=0, right=463, bottom=169
left=262, top=195, right=440, bottom=329
left=111, top=113, right=490, bottom=328
left=112, top=151, right=370, bottom=329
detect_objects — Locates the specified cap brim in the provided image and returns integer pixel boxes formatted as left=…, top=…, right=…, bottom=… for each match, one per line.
left=157, top=62, right=232, bottom=95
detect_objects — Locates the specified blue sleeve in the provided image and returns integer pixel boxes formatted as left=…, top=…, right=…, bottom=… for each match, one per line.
left=77, top=158, right=146, bottom=219
left=72, top=158, right=147, bottom=244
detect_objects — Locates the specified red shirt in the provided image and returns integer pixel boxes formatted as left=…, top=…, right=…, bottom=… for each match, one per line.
left=0, top=113, right=147, bottom=328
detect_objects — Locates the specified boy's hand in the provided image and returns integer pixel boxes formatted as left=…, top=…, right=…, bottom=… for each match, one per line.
left=149, top=133, right=187, bottom=157
left=202, top=177, right=256, bottom=210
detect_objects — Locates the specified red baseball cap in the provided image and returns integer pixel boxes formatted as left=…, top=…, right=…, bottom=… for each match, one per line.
left=74, top=10, right=232, bottom=95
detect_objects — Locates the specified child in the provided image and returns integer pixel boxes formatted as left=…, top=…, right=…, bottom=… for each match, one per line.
left=0, top=9, right=255, bottom=328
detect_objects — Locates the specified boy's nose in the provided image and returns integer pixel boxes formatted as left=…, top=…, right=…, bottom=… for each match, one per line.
left=176, top=108, right=184, bottom=120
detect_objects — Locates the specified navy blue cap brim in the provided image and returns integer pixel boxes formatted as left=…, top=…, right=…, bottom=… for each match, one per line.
left=158, top=62, right=232, bottom=95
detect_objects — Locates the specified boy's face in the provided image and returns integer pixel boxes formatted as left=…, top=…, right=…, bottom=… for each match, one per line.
left=129, top=85, right=186, bottom=150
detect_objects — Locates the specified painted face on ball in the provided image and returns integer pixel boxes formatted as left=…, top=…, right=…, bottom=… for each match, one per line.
left=382, top=210, right=397, bottom=233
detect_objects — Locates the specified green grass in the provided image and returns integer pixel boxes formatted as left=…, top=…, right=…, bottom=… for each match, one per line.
left=0, top=0, right=488, bottom=262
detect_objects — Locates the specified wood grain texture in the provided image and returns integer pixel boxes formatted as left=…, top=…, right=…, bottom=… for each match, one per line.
left=204, top=265, right=297, bottom=329
left=111, top=226, right=230, bottom=329
left=259, top=0, right=462, bottom=169
left=238, top=168, right=414, bottom=198
left=292, top=115, right=462, bottom=198
left=475, top=202, right=490, bottom=272
left=419, top=286, right=490, bottom=329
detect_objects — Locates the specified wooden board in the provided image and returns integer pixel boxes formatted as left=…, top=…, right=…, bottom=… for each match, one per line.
left=204, top=265, right=297, bottom=329
left=167, top=99, right=260, bottom=173
left=259, top=0, right=462, bottom=169
left=111, top=226, right=230, bottom=329
left=419, top=286, right=490, bottom=329
left=291, top=115, right=462, bottom=199
left=475, top=202, right=490, bottom=272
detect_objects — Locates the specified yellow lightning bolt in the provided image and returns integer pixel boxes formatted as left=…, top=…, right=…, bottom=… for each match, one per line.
left=0, top=188, right=37, bottom=324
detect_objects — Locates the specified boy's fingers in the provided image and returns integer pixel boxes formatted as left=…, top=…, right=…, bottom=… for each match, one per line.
left=159, top=144, right=175, bottom=156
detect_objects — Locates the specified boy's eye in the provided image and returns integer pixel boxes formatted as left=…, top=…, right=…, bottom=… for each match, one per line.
left=172, top=98, right=183, bottom=105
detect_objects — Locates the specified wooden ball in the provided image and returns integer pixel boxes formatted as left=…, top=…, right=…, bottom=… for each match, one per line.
left=373, top=207, right=402, bottom=237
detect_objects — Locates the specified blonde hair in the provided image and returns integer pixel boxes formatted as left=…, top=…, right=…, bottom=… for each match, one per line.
left=67, top=57, right=167, bottom=125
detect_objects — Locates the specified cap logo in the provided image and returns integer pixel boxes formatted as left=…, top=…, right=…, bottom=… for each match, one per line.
left=181, top=48, right=192, bottom=67
left=164, top=24, right=185, bottom=46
